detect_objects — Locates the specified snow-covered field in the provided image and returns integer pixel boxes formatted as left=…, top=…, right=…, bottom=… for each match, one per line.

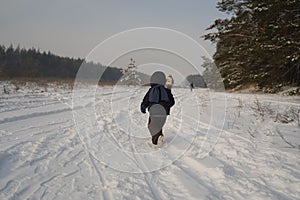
left=0, top=81, right=300, bottom=200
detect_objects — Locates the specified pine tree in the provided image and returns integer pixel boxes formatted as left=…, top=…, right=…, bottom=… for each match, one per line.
left=202, top=56, right=224, bottom=90
left=204, top=0, right=300, bottom=89
left=0, top=45, right=123, bottom=82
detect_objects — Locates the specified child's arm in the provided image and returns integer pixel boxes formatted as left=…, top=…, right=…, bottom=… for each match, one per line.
left=140, top=89, right=150, bottom=113
left=166, top=89, right=175, bottom=108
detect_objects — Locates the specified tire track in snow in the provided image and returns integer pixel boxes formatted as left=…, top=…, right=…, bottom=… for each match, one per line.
left=1, top=91, right=96, bottom=199
left=93, top=89, right=168, bottom=200
left=72, top=127, right=111, bottom=199
left=43, top=90, right=114, bottom=199
left=120, top=88, right=204, bottom=198
left=0, top=87, right=108, bottom=198
left=0, top=180, right=20, bottom=199
left=90, top=118, right=167, bottom=200
left=87, top=153, right=113, bottom=200
left=128, top=143, right=167, bottom=200
left=99, top=88, right=202, bottom=199
left=71, top=109, right=113, bottom=199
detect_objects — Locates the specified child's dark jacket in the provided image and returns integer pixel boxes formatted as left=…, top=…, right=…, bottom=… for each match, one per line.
left=141, top=84, right=175, bottom=115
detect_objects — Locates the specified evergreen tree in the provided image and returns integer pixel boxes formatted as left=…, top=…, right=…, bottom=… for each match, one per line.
left=202, top=56, right=224, bottom=90
left=204, top=0, right=300, bottom=89
left=0, top=44, right=123, bottom=82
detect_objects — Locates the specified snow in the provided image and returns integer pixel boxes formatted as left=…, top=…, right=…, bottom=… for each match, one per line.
left=0, top=81, right=300, bottom=199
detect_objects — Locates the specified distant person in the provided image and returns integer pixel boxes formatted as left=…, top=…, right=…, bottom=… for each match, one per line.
left=140, top=71, right=175, bottom=145
left=190, top=82, right=194, bottom=91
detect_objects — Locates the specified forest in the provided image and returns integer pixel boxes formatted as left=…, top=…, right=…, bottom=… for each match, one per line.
left=204, top=0, right=300, bottom=90
left=0, top=45, right=123, bottom=83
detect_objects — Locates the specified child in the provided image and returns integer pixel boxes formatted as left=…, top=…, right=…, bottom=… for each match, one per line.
left=140, top=71, right=175, bottom=145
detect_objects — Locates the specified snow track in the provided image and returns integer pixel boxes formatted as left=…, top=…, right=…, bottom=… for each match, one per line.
left=0, top=84, right=299, bottom=199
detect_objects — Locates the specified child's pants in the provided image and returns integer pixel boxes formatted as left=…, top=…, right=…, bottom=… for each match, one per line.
left=148, top=104, right=167, bottom=144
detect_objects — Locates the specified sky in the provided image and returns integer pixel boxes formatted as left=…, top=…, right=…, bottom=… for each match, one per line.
left=0, top=0, right=227, bottom=58
left=0, top=0, right=228, bottom=83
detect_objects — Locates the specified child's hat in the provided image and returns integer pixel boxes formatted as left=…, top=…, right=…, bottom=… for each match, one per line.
left=150, top=71, right=166, bottom=85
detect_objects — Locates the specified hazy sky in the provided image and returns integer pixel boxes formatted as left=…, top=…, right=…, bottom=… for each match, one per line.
left=0, top=0, right=227, bottom=59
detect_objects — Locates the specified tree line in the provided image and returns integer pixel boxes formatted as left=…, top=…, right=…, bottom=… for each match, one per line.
left=204, top=0, right=300, bottom=90
left=0, top=45, right=123, bottom=82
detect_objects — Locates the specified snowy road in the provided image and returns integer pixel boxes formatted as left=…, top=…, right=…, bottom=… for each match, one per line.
left=0, top=83, right=299, bottom=199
